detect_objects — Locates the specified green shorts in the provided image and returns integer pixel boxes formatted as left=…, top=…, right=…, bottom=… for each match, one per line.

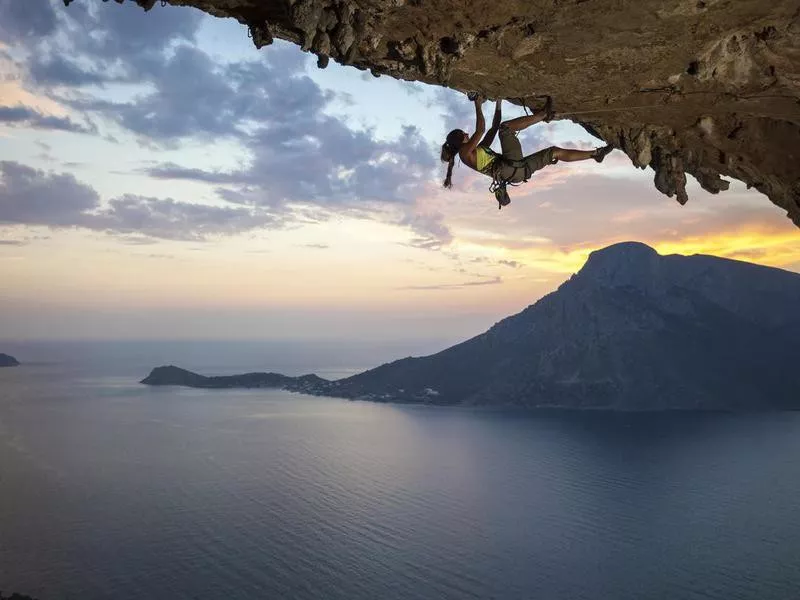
left=493, top=126, right=556, bottom=183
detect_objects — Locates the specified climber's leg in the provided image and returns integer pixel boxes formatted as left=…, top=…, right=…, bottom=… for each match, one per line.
left=499, top=112, right=547, bottom=133
left=499, top=126, right=523, bottom=161
left=552, top=145, right=613, bottom=162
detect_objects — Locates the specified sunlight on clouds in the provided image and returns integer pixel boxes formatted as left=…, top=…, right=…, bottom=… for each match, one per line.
left=510, top=246, right=594, bottom=274
left=0, top=54, right=68, bottom=116
left=492, top=225, right=800, bottom=278
left=0, top=81, right=70, bottom=116
left=448, top=211, right=799, bottom=280
left=651, top=228, right=800, bottom=269
left=494, top=227, right=800, bottom=280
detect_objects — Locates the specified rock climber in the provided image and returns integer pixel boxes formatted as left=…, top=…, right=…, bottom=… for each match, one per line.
left=440, top=95, right=613, bottom=207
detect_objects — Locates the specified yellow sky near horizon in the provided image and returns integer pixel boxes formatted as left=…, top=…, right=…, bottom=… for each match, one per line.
left=2, top=200, right=797, bottom=314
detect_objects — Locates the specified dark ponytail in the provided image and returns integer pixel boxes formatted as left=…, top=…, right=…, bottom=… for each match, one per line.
left=441, top=129, right=465, bottom=189
left=441, top=145, right=456, bottom=188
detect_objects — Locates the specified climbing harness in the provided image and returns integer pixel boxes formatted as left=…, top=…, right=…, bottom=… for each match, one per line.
left=487, top=152, right=553, bottom=210
left=488, top=161, right=533, bottom=210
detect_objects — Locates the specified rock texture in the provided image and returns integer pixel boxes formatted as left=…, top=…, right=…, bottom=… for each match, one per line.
left=104, top=0, right=800, bottom=226
left=0, top=353, right=20, bottom=367
left=142, top=242, right=800, bottom=410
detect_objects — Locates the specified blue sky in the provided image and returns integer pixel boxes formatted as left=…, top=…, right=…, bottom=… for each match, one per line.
left=1, top=0, right=797, bottom=344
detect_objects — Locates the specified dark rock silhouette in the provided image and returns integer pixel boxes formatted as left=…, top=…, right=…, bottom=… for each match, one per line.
left=142, top=243, right=800, bottom=410
left=0, top=353, right=20, bottom=367
left=142, top=366, right=328, bottom=394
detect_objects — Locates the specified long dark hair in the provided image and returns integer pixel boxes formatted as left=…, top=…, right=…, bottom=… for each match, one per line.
left=441, top=129, right=465, bottom=188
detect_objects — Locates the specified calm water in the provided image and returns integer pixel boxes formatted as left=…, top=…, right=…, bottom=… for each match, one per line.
left=1, top=341, right=800, bottom=599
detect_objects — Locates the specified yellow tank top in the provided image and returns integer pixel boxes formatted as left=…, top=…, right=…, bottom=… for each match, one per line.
left=476, top=146, right=496, bottom=173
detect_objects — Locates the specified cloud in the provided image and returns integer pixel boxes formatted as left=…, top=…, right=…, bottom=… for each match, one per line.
left=21, top=7, right=440, bottom=221
left=142, top=101, right=436, bottom=209
left=28, top=54, right=114, bottom=87
left=398, top=276, right=503, bottom=290
left=0, top=239, right=25, bottom=246
left=74, top=44, right=266, bottom=141
left=434, top=87, right=474, bottom=134
left=0, top=161, right=284, bottom=241
left=90, top=194, right=283, bottom=241
left=468, top=256, right=521, bottom=269
left=399, top=207, right=453, bottom=250
left=146, top=162, right=242, bottom=184
left=7, top=0, right=203, bottom=88
left=0, top=0, right=58, bottom=42
left=497, top=259, right=521, bottom=268
left=0, top=160, right=99, bottom=226
left=0, top=105, right=95, bottom=133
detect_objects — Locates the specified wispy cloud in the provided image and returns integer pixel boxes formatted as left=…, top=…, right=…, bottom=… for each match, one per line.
left=0, top=105, right=96, bottom=134
left=398, top=276, right=502, bottom=290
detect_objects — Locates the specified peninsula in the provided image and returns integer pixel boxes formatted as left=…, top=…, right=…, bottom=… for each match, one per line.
left=142, top=242, right=800, bottom=410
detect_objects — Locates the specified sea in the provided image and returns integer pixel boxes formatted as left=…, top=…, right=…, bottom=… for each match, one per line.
left=1, top=340, right=799, bottom=600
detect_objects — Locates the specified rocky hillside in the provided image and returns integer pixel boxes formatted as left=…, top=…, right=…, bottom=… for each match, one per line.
left=143, top=242, right=800, bottom=409
left=93, top=0, right=800, bottom=227
left=326, top=242, right=800, bottom=409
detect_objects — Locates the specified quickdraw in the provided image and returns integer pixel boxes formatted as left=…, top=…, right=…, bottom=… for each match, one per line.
left=490, top=180, right=511, bottom=210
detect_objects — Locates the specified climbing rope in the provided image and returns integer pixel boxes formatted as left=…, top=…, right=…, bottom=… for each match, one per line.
left=558, top=104, right=670, bottom=116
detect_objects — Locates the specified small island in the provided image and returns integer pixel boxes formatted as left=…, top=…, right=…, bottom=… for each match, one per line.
left=142, top=365, right=331, bottom=393
left=0, top=353, right=20, bottom=367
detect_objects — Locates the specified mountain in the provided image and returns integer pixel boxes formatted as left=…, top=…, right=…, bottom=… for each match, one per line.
left=142, top=242, right=800, bottom=410
left=0, top=353, right=20, bottom=367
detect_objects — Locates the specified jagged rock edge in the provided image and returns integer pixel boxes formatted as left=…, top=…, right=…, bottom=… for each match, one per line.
left=75, top=0, right=800, bottom=228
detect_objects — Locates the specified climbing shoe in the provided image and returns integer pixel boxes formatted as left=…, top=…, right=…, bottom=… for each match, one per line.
left=593, top=145, right=614, bottom=163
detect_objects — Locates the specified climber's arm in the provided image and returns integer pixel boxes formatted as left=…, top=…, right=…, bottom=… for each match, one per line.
left=462, top=97, right=486, bottom=155
left=480, top=100, right=502, bottom=147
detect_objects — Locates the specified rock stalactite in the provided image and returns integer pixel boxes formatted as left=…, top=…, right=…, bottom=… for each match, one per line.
left=77, top=0, right=800, bottom=227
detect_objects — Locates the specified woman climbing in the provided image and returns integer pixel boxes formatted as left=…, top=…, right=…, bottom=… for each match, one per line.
left=440, top=95, right=613, bottom=207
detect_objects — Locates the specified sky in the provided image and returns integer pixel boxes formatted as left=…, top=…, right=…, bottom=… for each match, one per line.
left=0, top=0, right=798, bottom=345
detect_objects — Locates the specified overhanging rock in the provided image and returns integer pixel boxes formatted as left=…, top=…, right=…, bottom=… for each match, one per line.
left=86, top=0, right=800, bottom=227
